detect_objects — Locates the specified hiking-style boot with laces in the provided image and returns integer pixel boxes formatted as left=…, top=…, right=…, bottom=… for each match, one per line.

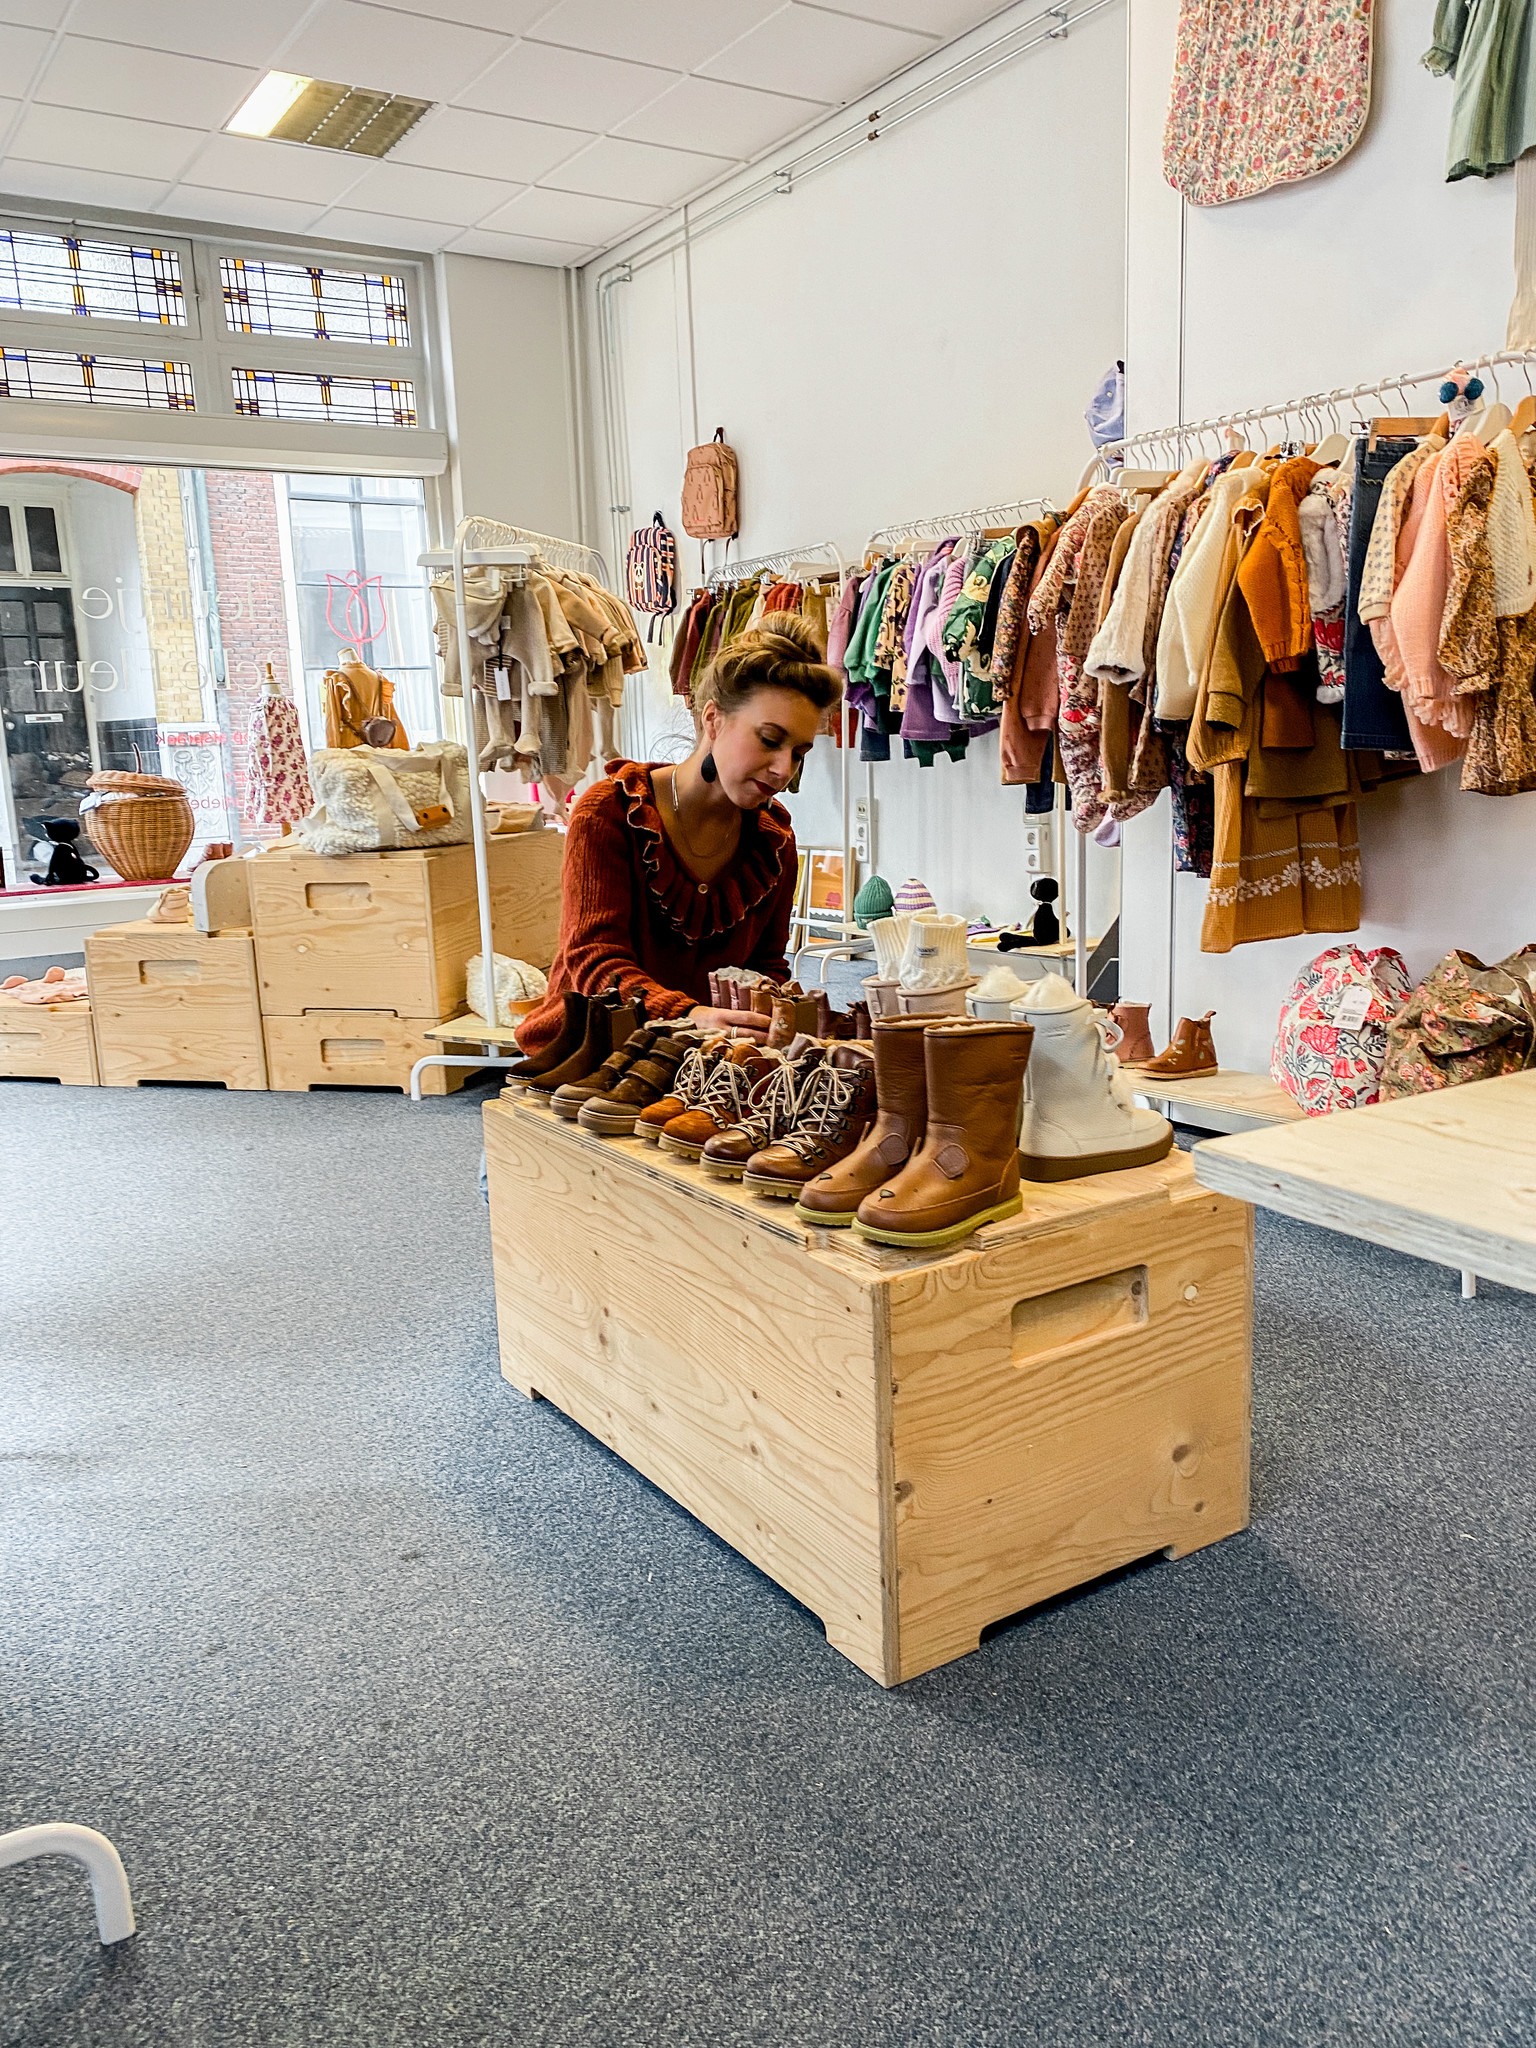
left=699, top=1043, right=824, bottom=1179
left=657, top=1046, right=778, bottom=1159
left=634, top=1033, right=734, bottom=1144
left=743, top=1045, right=877, bottom=1199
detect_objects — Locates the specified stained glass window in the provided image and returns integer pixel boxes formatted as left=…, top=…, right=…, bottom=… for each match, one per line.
left=0, top=230, right=185, bottom=324
left=0, top=347, right=196, bottom=410
left=220, top=258, right=409, bottom=346
left=231, top=368, right=416, bottom=427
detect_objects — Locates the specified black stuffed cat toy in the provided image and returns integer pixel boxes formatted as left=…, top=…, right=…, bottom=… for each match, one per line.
left=31, top=820, right=98, bottom=887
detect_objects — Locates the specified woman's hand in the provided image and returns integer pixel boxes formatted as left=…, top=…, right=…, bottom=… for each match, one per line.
left=686, top=1004, right=771, bottom=1038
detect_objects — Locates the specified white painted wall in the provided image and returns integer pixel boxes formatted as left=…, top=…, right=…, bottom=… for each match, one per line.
left=585, top=0, right=1129, bottom=943
left=1122, top=0, right=1535, bottom=1070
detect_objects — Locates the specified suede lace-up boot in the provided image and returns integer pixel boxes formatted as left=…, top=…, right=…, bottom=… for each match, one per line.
left=795, top=1018, right=928, bottom=1227
left=658, top=1046, right=777, bottom=1158
left=634, top=1033, right=732, bottom=1143
left=854, top=1022, right=1032, bottom=1249
left=699, top=1046, right=823, bottom=1179
left=550, top=1019, right=670, bottom=1121
left=1015, top=978, right=1174, bottom=1180
left=1138, top=1010, right=1218, bottom=1080
left=501, top=991, right=588, bottom=1093
left=744, top=1044, right=877, bottom=1200
left=577, top=1031, right=696, bottom=1135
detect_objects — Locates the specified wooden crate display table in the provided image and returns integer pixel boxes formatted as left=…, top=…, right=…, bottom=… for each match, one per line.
left=485, top=1098, right=1254, bottom=1687
left=263, top=1010, right=483, bottom=1094
left=1195, top=1069, right=1536, bottom=1295
left=85, top=921, right=266, bottom=1089
left=0, top=992, right=98, bottom=1085
left=249, top=832, right=562, bottom=1019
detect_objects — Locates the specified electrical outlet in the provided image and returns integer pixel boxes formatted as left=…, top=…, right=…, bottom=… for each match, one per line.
left=1023, top=845, right=1043, bottom=873
left=853, top=796, right=873, bottom=865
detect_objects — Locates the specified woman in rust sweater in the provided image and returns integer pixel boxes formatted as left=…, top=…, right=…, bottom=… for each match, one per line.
left=515, top=616, right=841, bottom=1057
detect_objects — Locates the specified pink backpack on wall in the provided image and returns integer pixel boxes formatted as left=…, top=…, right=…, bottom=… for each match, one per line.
left=1271, top=944, right=1412, bottom=1116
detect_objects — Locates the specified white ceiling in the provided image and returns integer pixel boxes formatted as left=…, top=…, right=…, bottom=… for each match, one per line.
left=0, top=0, right=1008, bottom=268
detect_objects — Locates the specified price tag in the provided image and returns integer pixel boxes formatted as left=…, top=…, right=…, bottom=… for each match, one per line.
left=1332, top=984, right=1373, bottom=1033
left=493, top=665, right=512, bottom=701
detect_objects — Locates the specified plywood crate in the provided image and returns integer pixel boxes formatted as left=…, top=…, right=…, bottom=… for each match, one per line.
left=263, top=1009, right=486, bottom=1094
left=485, top=1099, right=1254, bottom=1688
left=85, top=920, right=266, bottom=1089
left=250, top=831, right=563, bottom=1020
left=0, top=993, right=98, bottom=1085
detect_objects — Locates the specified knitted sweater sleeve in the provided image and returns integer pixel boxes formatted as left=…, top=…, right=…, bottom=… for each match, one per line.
left=557, top=794, right=697, bottom=1020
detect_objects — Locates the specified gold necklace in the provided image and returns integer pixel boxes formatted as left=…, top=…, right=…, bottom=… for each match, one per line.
left=666, top=765, right=702, bottom=861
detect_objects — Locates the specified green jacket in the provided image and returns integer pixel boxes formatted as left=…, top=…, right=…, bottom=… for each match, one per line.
left=1424, top=0, right=1536, bottom=181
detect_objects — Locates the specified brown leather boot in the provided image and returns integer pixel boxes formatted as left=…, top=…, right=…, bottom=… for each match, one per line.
left=526, top=991, right=640, bottom=1095
left=577, top=1031, right=696, bottom=1135
left=854, top=1022, right=1033, bottom=1249
left=750, top=986, right=776, bottom=1024
left=767, top=994, right=800, bottom=1049
left=657, top=1046, right=778, bottom=1158
left=1139, top=1010, right=1217, bottom=1079
left=550, top=1020, right=675, bottom=1121
left=699, top=1046, right=824, bottom=1178
left=501, top=992, right=588, bottom=1091
left=1111, top=1001, right=1157, bottom=1066
left=850, top=1001, right=872, bottom=1041
left=743, top=1045, right=877, bottom=1199
left=634, top=1034, right=732, bottom=1142
left=794, top=1018, right=928, bottom=1226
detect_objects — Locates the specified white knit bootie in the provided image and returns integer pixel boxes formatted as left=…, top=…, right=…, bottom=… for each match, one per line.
left=1012, top=976, right=1173, bottom=1181
left=898, top=912, right=969, bottom=992
left=869, top=914, right=911, bottom=982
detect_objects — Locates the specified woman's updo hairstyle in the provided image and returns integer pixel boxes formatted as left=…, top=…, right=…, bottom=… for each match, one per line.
left=694, top=612, right=843, bottom=721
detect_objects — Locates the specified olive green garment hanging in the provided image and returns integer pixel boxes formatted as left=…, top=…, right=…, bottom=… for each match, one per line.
left=1424, top=0, right=1536, bottom=181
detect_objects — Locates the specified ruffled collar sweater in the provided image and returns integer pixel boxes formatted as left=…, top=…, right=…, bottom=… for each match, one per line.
left=514, top=759, right=797, bottom=1058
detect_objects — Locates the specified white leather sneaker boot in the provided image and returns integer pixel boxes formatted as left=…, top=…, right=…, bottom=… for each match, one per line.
left=1013, top=976, right=1174, bottom=1181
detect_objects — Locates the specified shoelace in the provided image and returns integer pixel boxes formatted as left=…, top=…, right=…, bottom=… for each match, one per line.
left=731, top=1055, right=810, bottom=1146
left=778, top=1061, right=866, bottom=1159
left=671, top=1043, right=716, bottom=1106
left=696, top=1054, right=762, bottom=1122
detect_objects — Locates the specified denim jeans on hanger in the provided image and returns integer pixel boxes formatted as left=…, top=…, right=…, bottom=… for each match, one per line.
left=1342, top=435, right=1416, bottom=752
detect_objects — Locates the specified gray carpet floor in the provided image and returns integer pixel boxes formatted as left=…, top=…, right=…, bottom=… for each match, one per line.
left=1, top=1079, right=1532, bottom=2048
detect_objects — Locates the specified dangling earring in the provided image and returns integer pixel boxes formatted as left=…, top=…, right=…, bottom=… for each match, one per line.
left=700, top=751, right=718, bottom=783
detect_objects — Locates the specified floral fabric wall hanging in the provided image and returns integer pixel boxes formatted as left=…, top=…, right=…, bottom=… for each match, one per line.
left=1164, top=0, right=1375, bottom=207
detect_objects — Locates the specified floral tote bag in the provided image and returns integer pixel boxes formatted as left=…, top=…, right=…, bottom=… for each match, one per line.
left=1379, top=947, right=1536, bottom=1100
left=1164, top=1, right=1375, bottom=207
left=1271, top=944, right=1411, bottom=1116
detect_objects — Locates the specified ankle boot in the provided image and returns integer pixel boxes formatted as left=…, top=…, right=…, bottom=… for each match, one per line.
left=795, top=1017, right=928, bottom=1226
left=700, top=1045, right=824, bottom=1178
left=577, top=1030, right=697, bottom=1135
left=502, top=991, right=588, bottom=1086
left=767, top=994, right=800, bottom=1049
left=708, top=971, right=724, bottom=1008
left=1139, top=1010, right=1218, bottom=1079
left=527, top=992, right=638, bottom=1095
left=1014, top=979, right=1173, bottom=1180
left=550, top=1019, right=672, bottom=1121
left=635, top=1033, right=732, bottom=1143
left=853, top=1023, right=1033, bottom=1249
left=850, top=1001, right=872, bottom=1041
left=1111, top=1002, right=1157, bottom=1065
left=743, top=1045, right=877, bottom=1198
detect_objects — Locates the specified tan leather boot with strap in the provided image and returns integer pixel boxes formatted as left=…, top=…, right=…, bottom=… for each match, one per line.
left=794, top=1018, right=928, bottom=1227
left=854, top=1022, right=1033, bottom=1250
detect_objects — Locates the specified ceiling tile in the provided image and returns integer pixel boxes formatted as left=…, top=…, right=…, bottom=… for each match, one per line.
left=616, top=73, right=828, bottom=158
left=279, top=0, right=510, bottom=104
left=380, top=1, right=550, bottom=29
left=447, top=226, right=592, bottom=266
left=530, top=0, right=783, bottom=74
left=35, top=37, right=259, bottom=130
left=545, top=134, right=735, bottom=206
left=826, top=0, right=990, bottom=34
left=8, top=103, right=202, bottom=181
left=175, top=131, right=371, bottom=204
left=0, top=2, right=69, bottom=27
left=311, top=205, right=462, bottom=253
left=0, top=21, right=52, bottom=95
left=479, top=184, right=652, bottom=243
left=0, top=159, right=172, bottom=214
left=159, top=184, right=328, bottom=234
left=334, top=159, right=520, bottom=226
left=392, top=104, right=592, bottom=185
left=64, top=0, right=312, bottom=66
left=701, top=5, right=932, bottom=101
left=460, top=39, right=676, bottom=132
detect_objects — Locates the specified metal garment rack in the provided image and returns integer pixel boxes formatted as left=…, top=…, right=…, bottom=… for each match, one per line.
left=407, top=517, right=609, bottom=1098
left=705, top=538, right=846, bottom=588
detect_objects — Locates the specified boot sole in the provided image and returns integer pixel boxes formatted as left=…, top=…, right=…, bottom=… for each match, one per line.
left=699, top=1158, right=748, bottom=1179
left=742, top=1174, right=804, bottom=1199
left=576, top=1108, right=642, bottom=1135
left=1020, top=1130, right=1176, bottom=1181
left=656, top=1134, right=707, bottom=1160
left=853, top=1193, right=1023, bottom=1250
left=551, top=1097, right=594, bottom=1121
left=1128, top=1064, right=1217, bottom=1080
left=792, top=1203, right=856, bottom=1227
left=634, top=1125, right=666, bottom=1145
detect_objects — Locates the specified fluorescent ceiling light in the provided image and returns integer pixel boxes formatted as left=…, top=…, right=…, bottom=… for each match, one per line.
left=225, top=72, right=433, bottom=157
left=227, top=71, right=310, bottom=139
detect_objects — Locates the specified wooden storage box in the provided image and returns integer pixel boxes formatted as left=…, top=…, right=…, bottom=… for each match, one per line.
left=485, top=1099, right=1254, bottom=1688
left=250, top=831, right=563, bottom=1020
left=0, top=993, right=98, bottom=1085
left=263, top=1009, right=485, bottom=1094
left=86, top=920, right=266, bottom=1089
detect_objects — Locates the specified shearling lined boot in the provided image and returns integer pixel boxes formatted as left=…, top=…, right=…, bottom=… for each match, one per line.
left=1015, top=978, right=1173, bottom=1180
left=795, top=1017, right=928, bottom=1226
left=854, top=1022, right=1032, bottom=1249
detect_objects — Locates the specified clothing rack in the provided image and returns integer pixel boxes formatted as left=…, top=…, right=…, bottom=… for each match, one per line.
left=706, top=539, right=845, bottom=589
left=865, top=493, right=1059, bottom=553
left=1092, top=346, right=1536, bottom=474
left=409, top=515, right=599, bottom=1095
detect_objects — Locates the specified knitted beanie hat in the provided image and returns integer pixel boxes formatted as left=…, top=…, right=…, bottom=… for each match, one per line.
left=892, top=876, right=937, bottom=917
